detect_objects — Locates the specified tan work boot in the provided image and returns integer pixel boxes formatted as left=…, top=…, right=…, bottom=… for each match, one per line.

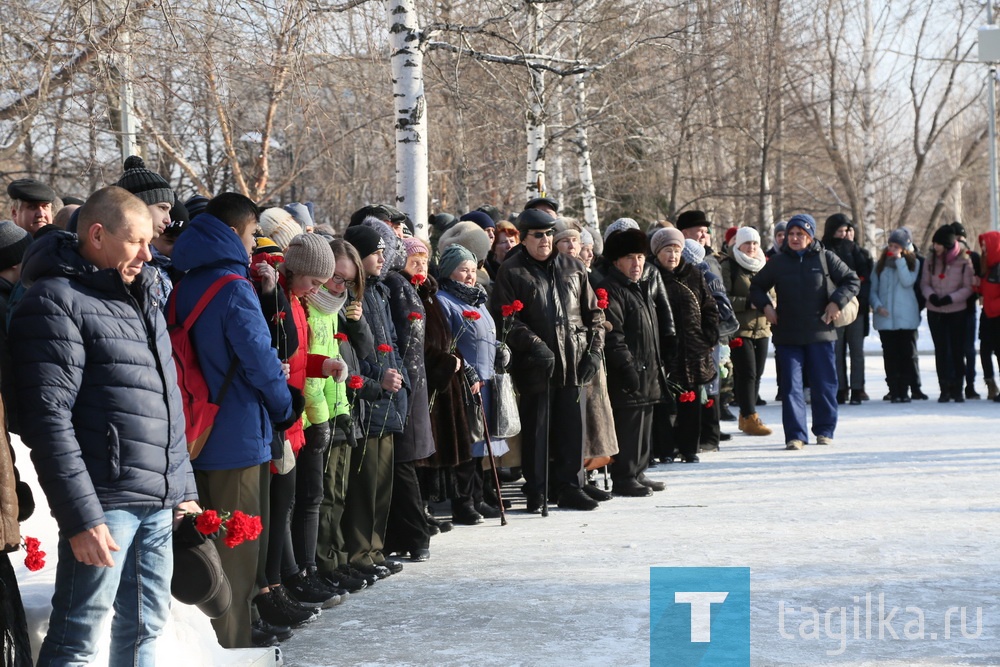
left=987, top=378, right=998, bottom=401
left=785, top=440, right=804, bottom=450
left=739, top=413, right=772, bottom=436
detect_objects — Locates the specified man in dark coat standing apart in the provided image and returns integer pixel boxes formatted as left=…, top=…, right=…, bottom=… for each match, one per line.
left=10, top=186, right=201, bottom=665
left=490, top=208, right=605, bottom=512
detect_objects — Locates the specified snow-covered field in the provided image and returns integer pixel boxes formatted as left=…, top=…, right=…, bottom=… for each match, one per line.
left=11, top=346, right=1000, bottom=666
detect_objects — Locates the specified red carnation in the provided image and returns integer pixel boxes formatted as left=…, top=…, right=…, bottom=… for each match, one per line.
left=511, top=300, right=524, bottom=312
left=271, top=311, right=286, bottom=323
left=501, top=304, right=515, bottom=318
left=679, top=391, right=696, bottom=403
left=597, top=298, right=609, bottom=309
left=411, top=274, right=426, bottom=286
left=223, top=511, right=263, bottom=548
left=195, top=510, right=223, bottom=535
left=377, top=343, right=393, bottom=354
left=348, top=375, right=364, bottom=390
left=462, top=310, right=481, bottom=321
left=24, top=536, right=40, bottom=552
left=334, top=332, right=348, bottom=343
left=408, top=312, right=423, bottom=322
left=22, top=536, right=45, bottom=572
left=938, top=273, right=945, bottom=279
left=595, top=288, right=608, bottom=300
left=729, top=337, right=744, bottom=349
left=705, top=398, right=715, bottom=408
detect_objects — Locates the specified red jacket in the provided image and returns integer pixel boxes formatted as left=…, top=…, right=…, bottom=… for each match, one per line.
left=979, top=231, right=1000, bottom=319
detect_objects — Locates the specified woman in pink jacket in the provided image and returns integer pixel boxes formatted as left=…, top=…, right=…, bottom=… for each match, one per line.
left=921, top=225, right=974, bottom=402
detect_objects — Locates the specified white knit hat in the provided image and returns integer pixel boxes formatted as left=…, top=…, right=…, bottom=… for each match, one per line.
left=734, top=226, right=761, bottom=248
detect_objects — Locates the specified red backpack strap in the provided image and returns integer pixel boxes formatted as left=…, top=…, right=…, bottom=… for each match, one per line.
left=173, top=274, right=245, bottom=331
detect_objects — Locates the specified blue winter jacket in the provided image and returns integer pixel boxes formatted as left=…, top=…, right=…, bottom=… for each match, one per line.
left=869, top=255, right=921, bottom=331
left=9, top=231, right=197, bottom=538
left=171, top=213, right=294, bottom=471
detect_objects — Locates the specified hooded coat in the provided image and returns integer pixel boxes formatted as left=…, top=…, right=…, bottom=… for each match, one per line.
left=979, top=231, right=1000, bottom=319
left=869, top=253, right=921, bottom=331
left=10, top=230, right=196, bottom=538
left=170, top=213, right=295, bottom=471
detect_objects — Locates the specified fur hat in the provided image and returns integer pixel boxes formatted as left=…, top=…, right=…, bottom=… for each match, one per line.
left=676, top=210, right=710, bottom=231
left=0, top=221, right=32, bottom=271
left=603, top=228, right=648, bottom=263
left=650, top=227, right=686, bottom=256
left=786, top=214, right=817, bottom=239
left=343, top=224, right=385, bottom=259
left=283, top=233, right=335, bottom=280
left=440, top=220, right=491, bottom=263
left=114, top=156, right=174, bottom=206
left=603, top=217, right=640, bottom=242
left=734, top=226, right=761, bottom=249
left=682, top=239, right=706, bottom=265
left=439, top=244, right=478, bottom=280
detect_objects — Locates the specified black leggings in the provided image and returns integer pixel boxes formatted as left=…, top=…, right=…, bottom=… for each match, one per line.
left=731, top=336, right=769, bottom=417
left=292, top=424, right=331, bottom=571
left=265, top=466, right=296, bottom=586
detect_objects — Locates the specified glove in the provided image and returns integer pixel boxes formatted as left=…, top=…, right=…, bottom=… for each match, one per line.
left=621, top=367, right=641, bottom=394
left=938, top=294, right=953, bottom=306
left=334, top=412, right=358, bottom=448
left=275, top=384, right=306, bottom=432
left=577, top=351, right=601, bottom=386
left=495, top=344, right=512, bottom=372
left=303, top=421, right=332, bottom=456
left=526, top=342, right=555, bottom=378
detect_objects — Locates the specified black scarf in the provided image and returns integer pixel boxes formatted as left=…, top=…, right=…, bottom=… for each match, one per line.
left=439, top=278, right=487, bottom=307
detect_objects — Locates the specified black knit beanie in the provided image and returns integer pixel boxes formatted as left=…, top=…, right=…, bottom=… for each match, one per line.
left=115, top=156, right=174, bottom=206
left=932, top=224, right=956, bottom=249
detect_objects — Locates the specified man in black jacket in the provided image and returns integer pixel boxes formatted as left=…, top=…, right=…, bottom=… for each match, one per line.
left=598, top=229, right=675, bottom=496
left=10, top=186, right=200, bottom=665
left=490, top=208, right=605, bottom=512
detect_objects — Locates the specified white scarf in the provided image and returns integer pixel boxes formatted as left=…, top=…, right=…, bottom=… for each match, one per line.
left=305, top=286, right=348, bottom=315
left=734, top=247, right=766, bottom=273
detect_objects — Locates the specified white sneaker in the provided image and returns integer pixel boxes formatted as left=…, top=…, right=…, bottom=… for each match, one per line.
left=785, top=440, right=804, bottom=450
left=815, top=435, right=833, bottom=446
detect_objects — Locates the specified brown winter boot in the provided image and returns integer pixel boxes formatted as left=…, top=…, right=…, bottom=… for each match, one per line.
left=739, top=413, right=772, bottom=436
left=987, top=378, right=998, bottom=401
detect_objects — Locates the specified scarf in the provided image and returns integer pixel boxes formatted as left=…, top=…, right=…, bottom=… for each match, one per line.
left=440, top=278, right=487, bottom=307
left=305, top=285, right=348, bottom=315
left=733, top=247, right=765, bottom=273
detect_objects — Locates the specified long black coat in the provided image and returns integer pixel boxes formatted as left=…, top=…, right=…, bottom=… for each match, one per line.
left=489, top=245, right=605, bottom=395
left=598, top=263, right=676, bottom=407
left=10, top=231, right=196, bottom=538
left=654, top=257, right=720, bottom=389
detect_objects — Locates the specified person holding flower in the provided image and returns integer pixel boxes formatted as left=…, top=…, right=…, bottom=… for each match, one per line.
left=438, top=244, right=511, bottom=524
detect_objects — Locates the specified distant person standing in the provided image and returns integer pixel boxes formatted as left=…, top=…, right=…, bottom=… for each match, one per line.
left=950, top=221, right=982, bottom=399
left=10, top=186, right=201, bottom=665
left=870, top=228, right=921, bottom=402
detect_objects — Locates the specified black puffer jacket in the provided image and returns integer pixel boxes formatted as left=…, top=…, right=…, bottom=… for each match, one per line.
left=358, top=275, right=410, bottom=438
left=653, top=257, right=720, bottom=388
left=9, top=231, right=196, bottom=538
left=748, top=240, right=860, bottom=346
left=489, top=245, right=605, bottom=394
left=598, top=263, right=676, bottom=406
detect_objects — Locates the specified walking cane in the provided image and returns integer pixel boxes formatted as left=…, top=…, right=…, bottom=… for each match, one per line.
left=540, top=385, right=550, bottom=517
left=473, top=391, right=507, bottom=526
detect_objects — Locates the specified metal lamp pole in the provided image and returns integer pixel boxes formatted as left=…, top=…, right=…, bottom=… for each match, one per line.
left=985, top=3, right=1000, bottom=230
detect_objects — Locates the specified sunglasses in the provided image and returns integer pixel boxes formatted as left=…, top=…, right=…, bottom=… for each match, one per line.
left=528, top=230, right=555, bottom=239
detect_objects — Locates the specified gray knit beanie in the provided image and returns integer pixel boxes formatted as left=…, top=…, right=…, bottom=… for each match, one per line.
left=650, top=227, right=685, bottom=257
left=283, top=233, right=335, bottom=280
left=682, top=239, right=706, bottom=265
left=603, top=217, right=640, bottom=242
left=0, top=221, right=31, bottom=271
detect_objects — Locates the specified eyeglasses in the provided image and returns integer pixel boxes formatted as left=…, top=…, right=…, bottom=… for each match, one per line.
left=528, top=230, right=555, bottom=239
left=330, top=275, right=357, bottom=288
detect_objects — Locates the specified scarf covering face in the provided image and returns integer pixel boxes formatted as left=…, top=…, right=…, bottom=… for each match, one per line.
left=734, top=246, right=766, bottom=273
left=305, top=285, right=348, bottom=315
left=439, top=277, right=487, bottom=306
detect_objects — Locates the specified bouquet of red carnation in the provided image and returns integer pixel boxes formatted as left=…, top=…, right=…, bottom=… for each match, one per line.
left=595, top=288, right=609, bottom=310
left=410, top=273, right=426, bottom=287
left=184, top=509, right=263, bottom=549
left=22, top=536, right=45, bottom=571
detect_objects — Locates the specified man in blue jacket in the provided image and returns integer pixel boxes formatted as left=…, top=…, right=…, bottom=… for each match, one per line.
left=171, top=192, right=299, bottom=648
left=10, top=186, right=201, bottom=666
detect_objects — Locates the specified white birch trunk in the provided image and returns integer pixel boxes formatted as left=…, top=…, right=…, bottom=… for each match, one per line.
left=861, top=0, right=877, bottom=251
left=574, top=73, right=599, bottom=236
left=549, top=85, right=564, bottom=203
left=525, top=2, right=546, bottom=199
left=386, top=0, right=428, bottom=240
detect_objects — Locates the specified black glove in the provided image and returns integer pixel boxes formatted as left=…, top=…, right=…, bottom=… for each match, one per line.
left=494, top=344, right=512, bottom=373
left=526, top=342, right=556, bottom=378
left=15, top=480, right=34, bottom=523
left=928, top=293, right=941, bottom=307
left=621, top=367, right=641, bottom=394
left=938, top=294, right=953, bottom=306
left=303, top=421, right=332, bottom=456
left=334, top=412, right=359, bottom=448
left=577, top=351, right=601, bottom=386
left=275, top=384, right=306, bottom=432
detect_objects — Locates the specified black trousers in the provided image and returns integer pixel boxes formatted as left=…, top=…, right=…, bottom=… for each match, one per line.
left=981, top=316, right=1000, bottom=380
left=452, top=456, right=484, bottom=508
left=674, top=400, right=703, bottom=460
left=964, top=306, right=978, bottom=387
left=928, top=310, right=968, bottom=391
left=265, top=466, right=296, bottom=585
left=384, top=460, right=430, bottom=554
left=291, top=424, right=330, bottom=571
left=609, top=404, right=653, bottom=484
left=731, top=337, right=769, bottom=417
left=0, top=553, right=31, bottom=667
left=878, top=329, right=917, bottom=396
left=519, top=385, right=586, bottom=496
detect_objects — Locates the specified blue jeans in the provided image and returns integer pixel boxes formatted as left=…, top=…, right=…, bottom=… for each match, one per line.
left=38, top=508, right=173, bottom=667
left=776, top=342, right=838, bottom=443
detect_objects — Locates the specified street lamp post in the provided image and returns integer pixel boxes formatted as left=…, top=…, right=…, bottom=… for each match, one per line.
left=980, top=3, right=1000, bottom=230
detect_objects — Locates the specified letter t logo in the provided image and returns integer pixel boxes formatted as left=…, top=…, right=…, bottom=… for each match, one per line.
left=674, top=592, right=730, bottom=642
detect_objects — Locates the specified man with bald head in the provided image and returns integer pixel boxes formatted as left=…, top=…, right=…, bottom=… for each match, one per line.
left=9, top=186, right=200, bottom=666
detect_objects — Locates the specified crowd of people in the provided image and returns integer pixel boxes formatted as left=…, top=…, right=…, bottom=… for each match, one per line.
left=0, top=157, right=997, bottom=664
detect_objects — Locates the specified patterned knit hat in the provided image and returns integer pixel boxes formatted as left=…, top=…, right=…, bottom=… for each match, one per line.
left=260, top=208, right=302, bottom=251
left=603, top=217, right=640, bottom=242
left=115, top=156, right=174, bottom=206
left=403, top=237, right=428, bottom=256
left=682, top=239, right=706, bottom=265
left=283, top=233, right=335, bottom=280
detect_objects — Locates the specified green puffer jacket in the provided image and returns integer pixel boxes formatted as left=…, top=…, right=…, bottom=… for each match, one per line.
left=303, top=302, right=349, bottom=428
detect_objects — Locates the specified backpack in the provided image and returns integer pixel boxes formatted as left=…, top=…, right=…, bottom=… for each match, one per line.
left=166, top=274, right=243, bottom=460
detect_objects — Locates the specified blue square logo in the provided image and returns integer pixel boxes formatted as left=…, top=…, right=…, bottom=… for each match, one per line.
left=650, top=567, right=750, bottom=666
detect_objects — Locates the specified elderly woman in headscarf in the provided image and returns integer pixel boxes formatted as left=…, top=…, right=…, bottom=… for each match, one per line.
left=436, top=244, right=510, bottom=524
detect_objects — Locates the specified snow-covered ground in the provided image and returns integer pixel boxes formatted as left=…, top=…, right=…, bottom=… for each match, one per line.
left=11, top=346, right=1000, bottom=666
